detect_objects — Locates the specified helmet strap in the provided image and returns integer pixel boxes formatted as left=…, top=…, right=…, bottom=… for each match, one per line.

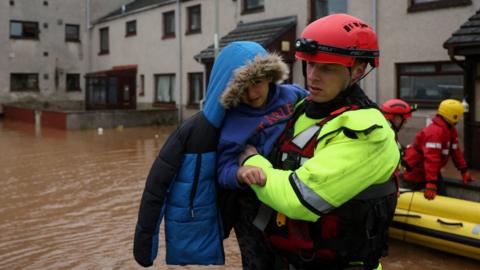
left=350, top=65, right=375, bottom=86
left=392, top=118, right=405, bottom=132
left=302, top=60, right=307, bottom=77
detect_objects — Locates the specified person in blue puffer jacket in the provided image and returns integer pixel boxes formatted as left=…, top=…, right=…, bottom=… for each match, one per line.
left=216, top=46, right=306, bottom=269
left=133, top=41, right=305, bottom=268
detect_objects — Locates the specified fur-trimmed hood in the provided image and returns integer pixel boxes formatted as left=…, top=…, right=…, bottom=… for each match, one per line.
left=220, top=53, right=289, bottom=109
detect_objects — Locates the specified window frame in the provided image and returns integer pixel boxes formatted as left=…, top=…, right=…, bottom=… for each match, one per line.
left=99, top=27, right=109, bottom=55
left=407, top=0, right=471, bottom=12
left=186, top=5, right=201, bottom=35
left=10, top=73, right=39, bottom=92
left=66, top=73, right=81, bottom=92
left=309, top=0, right=348, bottom=22
left=126, top=20, right=137, bottom=37
left=163, top=11, right=175, bottom=39
left=65, top=24, right=80, bottom=42
left=188, top=72, right=204, bottom=108
left=154, top=73, right=176, bottom=105
left=241, top=0, right=264, bottom=15
left=10, top=20, right=39, bottom=40
left=309, top=0, right=328, bottom=22
left=396, top=61, right=465, bottom=108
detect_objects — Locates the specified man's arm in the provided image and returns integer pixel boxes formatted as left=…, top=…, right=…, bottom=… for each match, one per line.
left=244, top=126, right=399, bottom=222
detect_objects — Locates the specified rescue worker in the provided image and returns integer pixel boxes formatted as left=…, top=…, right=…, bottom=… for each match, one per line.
left=381, top=98, right=416, bottom=154
left=402, top=99, right=475, bottom=200
left=381, top=98, right=415, bottom=133
left=238, top=14, right=399, bottom=270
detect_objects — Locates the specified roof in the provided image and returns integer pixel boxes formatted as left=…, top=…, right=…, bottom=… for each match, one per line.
left=194, top=16, right=297, bottom=63
left=96, top=0, right=174, bottom=24
left=443, top=9, right=480, bottom=56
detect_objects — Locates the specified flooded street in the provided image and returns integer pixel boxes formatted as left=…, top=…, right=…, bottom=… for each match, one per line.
left=0, top=120, right=478, bottom=270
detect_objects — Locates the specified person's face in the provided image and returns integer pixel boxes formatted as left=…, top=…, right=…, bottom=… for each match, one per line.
left=391, top=115, right=405, bottom=131
left=306, top=61, right=365, bottom=103
left=241, top=78, right=270, bottom=108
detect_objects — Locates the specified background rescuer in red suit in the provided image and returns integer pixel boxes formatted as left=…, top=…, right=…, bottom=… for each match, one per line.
left=402, top=99, right=474, bottom=200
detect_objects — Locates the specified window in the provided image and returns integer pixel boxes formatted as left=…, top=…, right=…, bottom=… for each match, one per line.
left=65, top=24, right=80, bottom=42
left=99, top=27, right=109, bottom=54
left=139, top=74, right=145, bottom=96
left=188, top=73, right=203, bottom=106
left=126, top=20, right=136, bottom=36
left=242, top=0, right=264, bottom=14
left=408, top=0, right=471, bottom=12
left=10, top=73, right=39, bottom=92
left=397, top=61, right=464, bottom=107
left=66, top=74, right=81, bottom=92
left=186, top=5, right=201, bottom=34
left=154, top=74, right=175, bottom=103
left=310, top=0, right=347, bottom=22
left=10, top=20, right=39, bottom=39
left=163, top=11, right=175, bottom=38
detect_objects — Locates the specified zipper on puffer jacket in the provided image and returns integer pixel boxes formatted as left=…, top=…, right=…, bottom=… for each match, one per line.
left=189, top=154, right=202, bottom=218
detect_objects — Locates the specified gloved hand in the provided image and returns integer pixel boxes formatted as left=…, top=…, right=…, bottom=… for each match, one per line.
left=424, top=182, right=437, bottom=200
left=462, top=171, right=474, bottom=184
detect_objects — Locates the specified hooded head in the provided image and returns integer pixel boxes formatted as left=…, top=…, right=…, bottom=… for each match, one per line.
left=220, top=53, right=288, bottom=109
left=202, top=41, right=288, bottom=128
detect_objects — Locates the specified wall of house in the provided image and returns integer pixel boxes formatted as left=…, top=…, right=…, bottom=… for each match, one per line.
left=0, top=0, right=130, bottom=112
left=90, top=0, right=310, bottom=119
left=90, top=0, right=234, bottom=118
left=373, top=1, right=479, bottom=146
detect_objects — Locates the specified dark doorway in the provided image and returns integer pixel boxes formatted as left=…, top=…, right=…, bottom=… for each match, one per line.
left=464, top=58, right=479, bottom=169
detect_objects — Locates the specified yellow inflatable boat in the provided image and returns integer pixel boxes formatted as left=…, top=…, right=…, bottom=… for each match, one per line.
left=390, top=190, right=480, bottom=260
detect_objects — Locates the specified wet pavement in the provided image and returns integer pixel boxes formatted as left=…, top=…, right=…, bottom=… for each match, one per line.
left=0, top=120, right=479, bottom=269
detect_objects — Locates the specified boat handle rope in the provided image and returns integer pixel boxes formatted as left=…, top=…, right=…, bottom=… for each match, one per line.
left=437, top=219, right=463, bottom=227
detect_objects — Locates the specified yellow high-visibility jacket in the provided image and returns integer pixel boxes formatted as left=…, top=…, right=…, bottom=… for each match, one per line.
left=245, top=107, right=400, bottom=222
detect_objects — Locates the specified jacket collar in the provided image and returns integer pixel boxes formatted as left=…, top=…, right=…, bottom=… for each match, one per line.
left=305, top=83, right=377, bottom=119
left=432, top=114, right=453, bottom=130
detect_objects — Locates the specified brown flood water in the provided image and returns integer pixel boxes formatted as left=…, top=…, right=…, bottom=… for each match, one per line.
left=0, top=120, right=479, bottom=270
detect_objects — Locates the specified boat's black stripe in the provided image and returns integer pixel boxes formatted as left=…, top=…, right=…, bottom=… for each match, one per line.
left=391, top=221, right=480, bottom=248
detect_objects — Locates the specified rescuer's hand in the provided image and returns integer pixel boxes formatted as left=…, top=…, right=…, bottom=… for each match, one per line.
left=424, top=182, right=437, bottom=200
left=462, top=171, right=474, bottom=184
left=236, top=166, right=266, bottom=186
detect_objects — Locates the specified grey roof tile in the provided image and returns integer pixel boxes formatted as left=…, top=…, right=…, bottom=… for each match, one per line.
left=444, top=9, right=480, bottom=48
left=194, top=16, right=297, bottom=62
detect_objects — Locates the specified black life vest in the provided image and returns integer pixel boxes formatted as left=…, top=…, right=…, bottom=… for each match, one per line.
left=264, top=100, right=397, bottom=269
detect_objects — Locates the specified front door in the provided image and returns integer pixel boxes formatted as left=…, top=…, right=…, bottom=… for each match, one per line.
left=471, top=60, right=479, bottom=169
left=464, top=58, right=480, bottom=169
left=118, top=74, right=136, bottom=109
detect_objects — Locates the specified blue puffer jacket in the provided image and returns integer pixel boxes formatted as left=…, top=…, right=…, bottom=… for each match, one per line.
left=133, top=41, right=271, bottom=267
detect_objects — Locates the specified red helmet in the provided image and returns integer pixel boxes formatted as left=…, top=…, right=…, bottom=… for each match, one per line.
left=295, top=13, right=379, bottom=68
left=381, top=99, right=415, bottom=120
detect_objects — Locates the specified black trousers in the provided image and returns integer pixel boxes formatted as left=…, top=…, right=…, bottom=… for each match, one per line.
left=233, top=189, right=276, bottom=270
